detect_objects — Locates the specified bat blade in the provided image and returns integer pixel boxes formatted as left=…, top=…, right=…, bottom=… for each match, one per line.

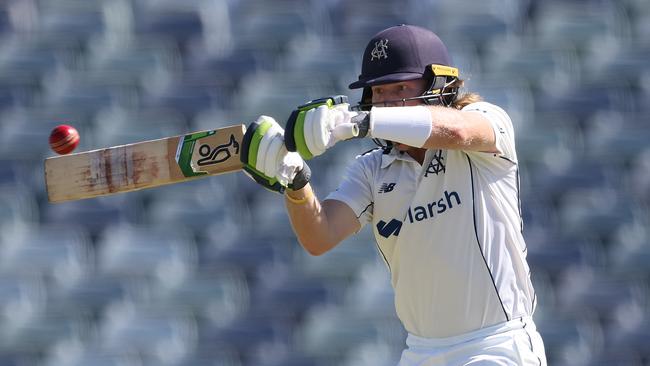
left=45, top=124, right=246, bottom=203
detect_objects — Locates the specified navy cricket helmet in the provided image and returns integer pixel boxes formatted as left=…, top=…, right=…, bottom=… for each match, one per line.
left=349, top=24, right=460, bottom=109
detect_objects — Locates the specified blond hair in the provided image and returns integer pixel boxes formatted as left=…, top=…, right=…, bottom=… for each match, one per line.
left=450, top=79, right=482, bottom=109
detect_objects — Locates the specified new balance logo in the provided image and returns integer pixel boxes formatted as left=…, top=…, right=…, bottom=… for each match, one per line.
left=378, top=182, right=396, bottom=193
left=376, top=219, right=402, bottom=238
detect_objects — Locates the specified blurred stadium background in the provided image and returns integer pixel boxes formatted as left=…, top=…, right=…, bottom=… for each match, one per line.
left=0, top=0, right=649, bottom=365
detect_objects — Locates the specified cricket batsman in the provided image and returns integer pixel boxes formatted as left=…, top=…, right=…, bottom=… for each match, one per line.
left=241, top=24, right=547, bottom=365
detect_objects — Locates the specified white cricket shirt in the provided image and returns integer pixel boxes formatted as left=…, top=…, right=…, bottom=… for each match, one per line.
left=326, top=102, right=536, bottom=338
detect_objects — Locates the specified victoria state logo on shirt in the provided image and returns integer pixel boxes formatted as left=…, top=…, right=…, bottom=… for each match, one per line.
left=425, top=149, right=446, bottom=177
left=375, top=190, right=462, bottom=238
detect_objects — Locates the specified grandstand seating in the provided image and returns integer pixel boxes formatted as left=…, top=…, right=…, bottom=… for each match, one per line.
left=0, top=0, right=648, bottom=364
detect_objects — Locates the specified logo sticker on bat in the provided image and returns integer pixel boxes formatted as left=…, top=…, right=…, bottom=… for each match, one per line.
left=176, top=131, right=240, bottom=177
left=197, top=134, right=239, bottom=166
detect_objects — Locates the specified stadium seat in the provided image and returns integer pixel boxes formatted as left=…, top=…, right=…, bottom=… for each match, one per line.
left=342, top=259, right=397, bottom=320
left=233, top=70, right=334, bottom=123
left=483, top=36, right=581, bottom=93
left=555, top=187, right=635, bottom=242
left=0, top=276, right=47, bottom=327
left=293, top=230, right=377, bottom=283
left=185, top=47, right=258, bottom=91
left=0, top=161, right=19, bottom=186
left=342, top=341, right=402, bottom=366
left=554, top=265, right=644, bottom=321
left=604, top=294, right=650, bottom=359
left=144, top=268, right=250, bottom=320
left=535, top=81, right=636, bottom=129
left=46, top=273, right=126, bottom=317
left=581, top=347, right=644, bottom=366
left=252, top=354, right=330, bottom=366
left=197, top=312, right=292, bottom=363
left=249, top=273, right=340, bottom=321
left=133, top=3, right=203, bottom=50
left=42, top=69, right=137, bottom=117
left=0, top=185, right=39, bottom=227
left=0, top=71, right=41, bottom=111
left=0, top=5, right=9, bottom=34
left=583, top=39, right=650, bottom=90
left=0, top=309, right=90, bottom=358
left=0, top=33, right=74, bottom=80
left=44, top=349, right=145, bottom=366
left=295, top=304, right=388, bottom=360
left=97, top=300, right=197, bottom=364
left=43, top=337, right=242, bottom=366
left=140, top=72, right=228, bottom=120
left=464, top=77, right=535, bottom=131
left=96, top=223, right=197, bottom=281
left=533, top=2, right=630, bottom=50
left=534, top=309, right=601, bottom=366
left=584, top=110, right=650, bottom=165
left=201, top=235, right=291, bottom=281
left=627, top=148, right=650, bottom=204
left=280, top=35, right=360, bottom=92
left=608, top=220, right=650, bottom=279
left=146, top=174, right=249, bottom=236
left=86, top=33, right=182, bottom=81
left=34, top=0, right=106, bottom=38
left=229, top=0, right=312, bottom=54
left=43, top=195, right=142, bottom=237
left=0, top=223, right=91, bottom=282
left=525, top=233, right=594, bottom=280
left=528, top=158, right=621, bottom=207
left=245, top=190, right=296, bottom=238
left=629, top=0, right=650, bottom=41
left=0, top=108, right=92, bottom=161
left=515, top=117, right=580, bottom=168
left=409, top=0, right=525, bottom=32
left=326, top=2, right=408, bottom=40
left=91, top=105, right=188, bottom=147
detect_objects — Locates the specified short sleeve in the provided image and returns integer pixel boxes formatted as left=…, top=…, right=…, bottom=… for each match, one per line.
left=462, top=102, right=517, bottom=163
left=325, top=155, right=374, bottom=227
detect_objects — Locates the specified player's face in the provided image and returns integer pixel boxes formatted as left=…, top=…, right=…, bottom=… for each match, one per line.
left=371, top=78, right=429, bottom=154
left=370, top=78, right=429, bottom=107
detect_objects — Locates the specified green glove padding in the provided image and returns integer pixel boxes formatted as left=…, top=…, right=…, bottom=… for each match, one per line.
left=285, top=95, right=349, bottom=160
left=241, top=118, right=311, bottom=193
left=240, top=119, right=285, bottom=193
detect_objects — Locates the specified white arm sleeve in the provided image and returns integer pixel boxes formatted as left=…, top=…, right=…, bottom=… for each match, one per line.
left=462, top=102, right=517, bottom=163
left=325, top=155, right=374, bottom=227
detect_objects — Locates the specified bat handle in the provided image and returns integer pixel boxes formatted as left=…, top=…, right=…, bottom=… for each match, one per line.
left=333, top=123, right=359, bottom=141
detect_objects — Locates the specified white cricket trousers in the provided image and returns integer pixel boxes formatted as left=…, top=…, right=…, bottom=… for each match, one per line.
left=398, top=317, right=547, bottom=366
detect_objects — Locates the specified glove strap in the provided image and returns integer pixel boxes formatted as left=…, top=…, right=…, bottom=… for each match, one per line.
left=289, top=161, right=311, bottom=190
left=243, top=166, right=285, bottom=194
left=351, top=111, right=370, bottom=138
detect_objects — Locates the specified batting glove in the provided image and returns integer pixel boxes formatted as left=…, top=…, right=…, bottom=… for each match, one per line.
left=240, top=115, right=311, bottom=194
left=285, top=96, right=369, bottom=160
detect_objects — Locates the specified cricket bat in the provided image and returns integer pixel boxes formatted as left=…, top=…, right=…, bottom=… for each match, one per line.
left=45, top=124, right=246, bottom=203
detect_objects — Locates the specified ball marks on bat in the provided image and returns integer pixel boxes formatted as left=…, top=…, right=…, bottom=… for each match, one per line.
left=49, top=124, right=80, bottom=155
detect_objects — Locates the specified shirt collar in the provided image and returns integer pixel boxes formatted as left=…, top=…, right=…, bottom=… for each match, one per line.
left=380, top=147, right=419, bottom=168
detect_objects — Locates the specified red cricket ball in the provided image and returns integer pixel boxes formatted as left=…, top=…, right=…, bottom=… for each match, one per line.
left=49, top=124, right=80, bottom=155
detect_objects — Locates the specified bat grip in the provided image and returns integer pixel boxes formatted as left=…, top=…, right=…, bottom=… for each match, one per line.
left=333, top=123, right=359, bottom=141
